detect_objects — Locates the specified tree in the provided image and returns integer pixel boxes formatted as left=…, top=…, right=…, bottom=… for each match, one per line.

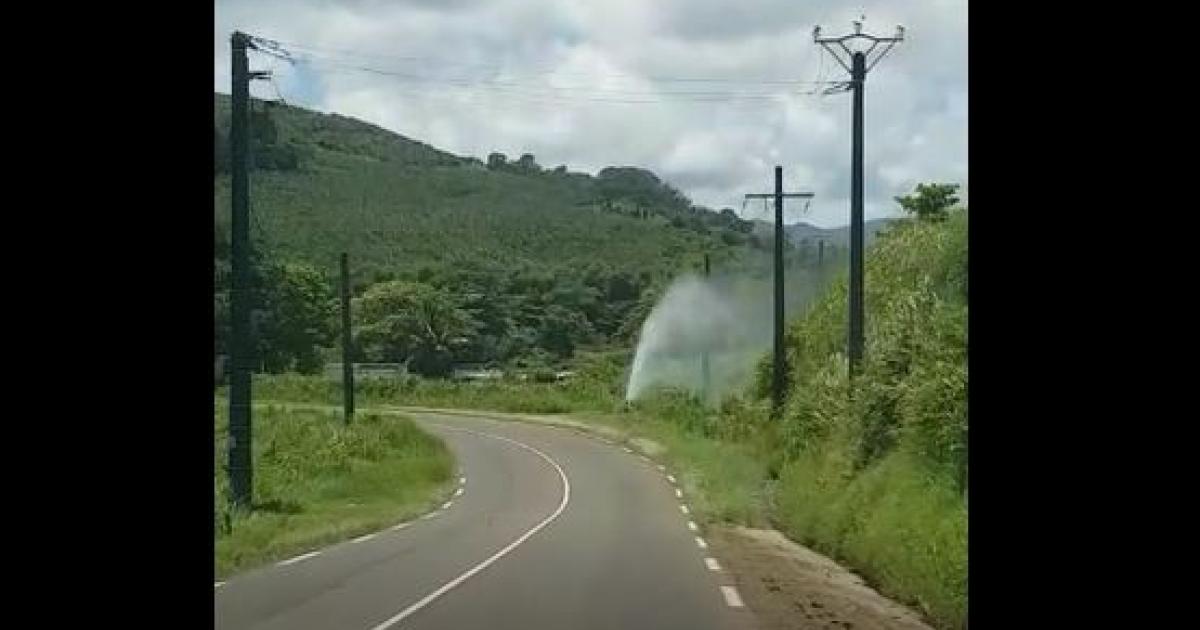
left=353, top=280, right=478, bottom=377
left=486, top=152, right=508, bottom=170
left=538, top=304, right=590, bottom=359
left=895, top=183, right=960, bottom=222
left=255, top=262, right=338, bottom=374
left=516, top=153, right=541, bottom=173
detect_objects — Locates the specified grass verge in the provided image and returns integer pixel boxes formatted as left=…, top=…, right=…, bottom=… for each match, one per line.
left=214, top=402, right=454, bottom=579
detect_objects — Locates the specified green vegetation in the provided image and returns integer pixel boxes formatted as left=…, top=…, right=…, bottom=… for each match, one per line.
left=213, top=98, right=965, bottom=625
left=895, top=182, right=961, bottom=223
left=213, top=405, right=454, bottom=578
left=761, top=207, right=967, bottom=627
left=232, top=201, right=967, bottom=627
left=233, top=349, right=627, bottom=414
left=213, top=93, right=784, bottom=374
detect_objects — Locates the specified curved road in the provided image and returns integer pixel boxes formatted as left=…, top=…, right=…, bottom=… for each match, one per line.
left=215, top=411, right=758, bottom=629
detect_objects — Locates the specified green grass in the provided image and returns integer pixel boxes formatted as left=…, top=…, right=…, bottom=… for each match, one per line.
left=775, top=446, right=966, bottom=627
left=242, top=374, right=619, bottom=415
left=214, top=403, right=454, bottom=578
left=573, top=403, right=774, bottom=528
left=761, top=211, right=968, bottom=628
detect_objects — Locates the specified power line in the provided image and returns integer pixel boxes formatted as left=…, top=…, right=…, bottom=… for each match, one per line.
left=291, top=54, right=833, bottom=97
left=264, top=60, right=828, bottom=107
left=238, top=32, right=840, bottom=108
left=261, top=36, right=836, bottom=86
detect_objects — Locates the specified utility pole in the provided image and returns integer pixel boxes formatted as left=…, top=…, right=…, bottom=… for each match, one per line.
left=228, top=31, right=272, bottom=511
left=745, top=169, right=813, bottom=418
left=815, top=19, right=904, bottom=378
left=818, top=240, right=825, bottom=267
left=340, top=252, right=355, bottom=424
left=700, top=253, right=710, bottom=403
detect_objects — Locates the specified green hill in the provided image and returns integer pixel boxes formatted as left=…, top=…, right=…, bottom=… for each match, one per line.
left=213, top=93, right=778, bottom=374
left=213, top=93, right=757, bottom=285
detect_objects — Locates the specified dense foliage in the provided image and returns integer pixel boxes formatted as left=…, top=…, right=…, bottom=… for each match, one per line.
left=213, top=93, right=790, bottom=375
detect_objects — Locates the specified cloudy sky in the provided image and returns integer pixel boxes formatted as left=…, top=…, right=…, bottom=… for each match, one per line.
left=215, top=0, right=966, bottom=228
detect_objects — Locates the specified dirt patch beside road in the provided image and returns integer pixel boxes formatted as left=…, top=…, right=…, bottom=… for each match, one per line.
left=708, top=525, right=936, bottom=630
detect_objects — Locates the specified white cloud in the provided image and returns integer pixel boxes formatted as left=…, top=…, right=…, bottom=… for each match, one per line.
left=216, top=0, right=966, bottom=228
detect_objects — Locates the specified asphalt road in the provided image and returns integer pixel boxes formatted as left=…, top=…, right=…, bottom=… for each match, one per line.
left=215, top=411, right=757, bottom=630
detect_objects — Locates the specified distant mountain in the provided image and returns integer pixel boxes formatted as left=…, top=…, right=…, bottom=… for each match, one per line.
left=749, top=218, right=898, bottom=251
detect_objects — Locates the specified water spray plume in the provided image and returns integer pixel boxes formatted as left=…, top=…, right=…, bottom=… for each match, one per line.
left=625, top=255, right=839, bottom=405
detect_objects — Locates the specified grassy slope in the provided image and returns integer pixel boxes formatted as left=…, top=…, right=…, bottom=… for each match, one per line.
left=214, top=405, right=454, bottom=578
left=768, top=211, right=968, bottom=627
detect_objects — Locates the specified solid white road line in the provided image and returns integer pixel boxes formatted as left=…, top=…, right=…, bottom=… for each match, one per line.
left=442, top=500, right=454, bottom=510
left=657, top=464, right=666, bottom=471
left=351, top=533, right=377, bottom=544
left=368, top=424, right=572, bottom=630
left=721, top=585, right=744, bottom=608
left=214, top=581, right=226, bottom=588
left=705, top=557, right=722, bottom=572
left=667, top=475, right=677, bottom=484
left=278, top=551, right=320, bottom=566
left=695, top=536, right=708, bottom=549
left=688, top=520, right=699, bottom=532
left=675, top=488, right=683, bottom=498
left=454, top=487, right=464, bottom=497
left=459, top=476, right=466, bottom=485
left=680, top=504, right=690, bottom=515
left=391, top=522, right=409, bottom=531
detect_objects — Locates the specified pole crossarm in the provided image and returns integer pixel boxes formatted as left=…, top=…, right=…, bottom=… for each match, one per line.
left=245, top=33, right=298, bottom=65
left=813, top=22, right=905, bottom=76
left=743, top=192, right=814, bottom=199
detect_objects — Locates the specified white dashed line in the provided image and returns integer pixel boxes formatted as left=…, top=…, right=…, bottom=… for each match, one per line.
left=214, top=581, right=225, bottom=588
left=657, top=464, right=666, bottom=471
left=459, top=476, right=466, bottom=485
left=442, top=500, right=454, bottom=510
left=278, top=551, right=320, bottom=566
left=368, top=424, right=571, bottom=630
left=680, top=504, right=690, bottom=515
left=721, top=585, right=744, bottom=608
left=675, top=488, right=683, bottom=498
left=422, top=512, right=439, bottom=520
left=391, top=522, right=410, bottom=531
left=623, top=446, right=632, bottom=453
left=705, top=557, right=722, bottom=572
left=667, top=475, right=677, bottom=484
left=695, top=536, right=708, bottom=549
left=351, top=533, right=377, bottom=544
left=454, top=487, right=464, bottom=497
left=687, top=520, right=699, bottom=532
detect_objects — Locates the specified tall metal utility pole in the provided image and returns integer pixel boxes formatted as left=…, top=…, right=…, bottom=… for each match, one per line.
left=815, top=19, right=904, bottom=378
left=700, top=253, right=711, bottom=403
left=340, top=253, right=355, bottom=424
left=745, top=169, right=813, bottom=417
left=228, top=31, right=272, bottom=511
